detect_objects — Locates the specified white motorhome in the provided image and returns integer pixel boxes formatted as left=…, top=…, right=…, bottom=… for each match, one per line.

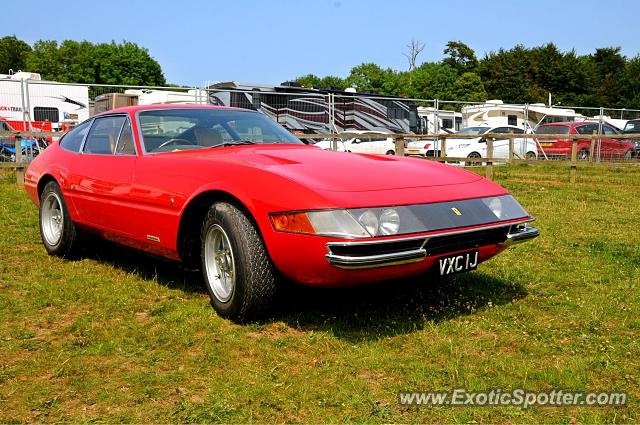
left=462, top=100, right=585, bottom=132
left=0, top=72, right=89, bottom=131
left=418, top=106, right=462, bottom=133
left=124, top=89, right=208, bottom=106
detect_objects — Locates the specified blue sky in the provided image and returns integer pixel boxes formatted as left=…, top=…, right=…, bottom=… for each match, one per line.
left=2, top=0, right=639, bottom=86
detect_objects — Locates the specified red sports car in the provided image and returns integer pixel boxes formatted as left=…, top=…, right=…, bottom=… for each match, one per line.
left=25, top=105, right=539, bottom=321
left=536, top=122, right=635, bottom=160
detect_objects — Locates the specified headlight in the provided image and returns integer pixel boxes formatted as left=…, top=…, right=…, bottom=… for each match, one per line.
left=379, top=208, right=400, bottom=235
left=357, top=210, right=379, bottom=236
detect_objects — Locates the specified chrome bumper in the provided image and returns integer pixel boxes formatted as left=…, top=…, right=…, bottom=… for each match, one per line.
left=497, top=225, right=540, bottom=247
left=326, top=220, right=539, bottom=269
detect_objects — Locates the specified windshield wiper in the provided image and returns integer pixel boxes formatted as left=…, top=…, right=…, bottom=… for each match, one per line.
left=210, top=140, right=257, bottom=148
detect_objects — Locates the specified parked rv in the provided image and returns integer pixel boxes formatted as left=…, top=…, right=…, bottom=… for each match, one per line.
left=0, top=72, right=89, bottom=132
left=207, top=82, right=423, bottom=135
left=462, top=100, right=585, bottom=132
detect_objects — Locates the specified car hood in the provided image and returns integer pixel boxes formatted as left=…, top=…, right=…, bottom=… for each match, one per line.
left=186, top=145, right=483, bottom=192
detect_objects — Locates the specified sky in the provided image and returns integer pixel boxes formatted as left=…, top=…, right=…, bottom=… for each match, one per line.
left=2, top=0, right=639, bottom=87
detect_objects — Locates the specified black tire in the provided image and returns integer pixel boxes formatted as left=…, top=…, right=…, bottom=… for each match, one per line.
left=39, top=181, right=80, bottom=257
left=577, top=149, right=589, bottom=161
left=624, top=150, right=632, bottom=160
left=385, top=150, right=395, bottom=155
left=200, top=202, right=277, bottom=322
left=466, top=151, right=482, bottom=166
left=526, top=151, right=537, bottom=160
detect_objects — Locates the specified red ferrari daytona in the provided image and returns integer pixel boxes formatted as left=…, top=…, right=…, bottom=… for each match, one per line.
left=25, top=105, right=539, bottom=321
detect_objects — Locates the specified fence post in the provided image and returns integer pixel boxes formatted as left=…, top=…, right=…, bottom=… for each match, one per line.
left=14, top=135, right=24, bottom=186
left=439, top=135, right=447, bottom=162
left=486, top=137, right=494, bottom=180
left=508, top=136, right=515, bottom=164
left=570, top=138, right=578, bottom=183
left=590, top=130, right=596, bottom=162
left=331, top=135, right=338, bottom=152
left=394, top=136, right=405, bottom=156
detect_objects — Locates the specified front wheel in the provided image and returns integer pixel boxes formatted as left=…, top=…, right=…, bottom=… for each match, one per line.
left=525, top=151, right=537, bottom=160
left=465, top=151, right=482, bottom=166
left=385, top=150, right=395, bottom=155
left=39, top=181, right=80, bottom=257
left=201, top=202, right=277, bottom=322
left=577, top=149, right=590, bottom=161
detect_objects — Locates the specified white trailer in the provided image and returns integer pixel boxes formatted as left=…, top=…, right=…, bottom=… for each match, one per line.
left=0, top=72, right=89, bottom=132
left=462, top=100, right=585, bottom=131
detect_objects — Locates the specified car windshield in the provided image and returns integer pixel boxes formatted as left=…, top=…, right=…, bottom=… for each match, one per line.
left=457, top=127, right=489, bottom=135
left=138, top=108, right=303, bottom=153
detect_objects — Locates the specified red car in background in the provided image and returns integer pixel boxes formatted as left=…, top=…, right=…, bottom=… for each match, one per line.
left=536, top=122, right=635, bottom=160
left=24, top=105, right=539, bottom=322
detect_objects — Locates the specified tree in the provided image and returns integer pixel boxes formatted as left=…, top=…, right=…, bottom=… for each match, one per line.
left=402, top=39, right=425, bottom=72
left=443, top=41, right=477, bottom=74
left=409, top=62, right=458, bottom=100
left=25, top=39, right=165, bottom=86
left=345, top=63, right=389, bottom=93
left=451, top=72, right=487, bottom=102
left=0, top=36, right=32, bottom=74
left=296, top=74, right=321, bottom=88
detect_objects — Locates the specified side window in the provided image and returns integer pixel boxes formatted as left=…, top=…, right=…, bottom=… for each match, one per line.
left=60, top=120, right=91, bottom=152
left=577, top=124, right=596, bottom=135
left=512, top=128, right=525, bottom=134
left=115, top=119, right=136, bottom=155
left=84, top=116, right=126, bottom=155
left=492, top=127, right=509, bottom=139
left=507, top=115, right=518, bottom=126
left=602, top=126, right=616, bottom=135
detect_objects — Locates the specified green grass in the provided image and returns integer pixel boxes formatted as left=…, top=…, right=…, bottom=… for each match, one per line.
left=0, top=164, right=639, bottom=423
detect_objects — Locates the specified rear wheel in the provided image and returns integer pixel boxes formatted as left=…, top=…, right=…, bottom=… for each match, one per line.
left=385, top=150, right=395, bottom=155
left=39, top=181, right=80, bottom=257
left=577, top=149, right=590, bottom=161
left=200, top=202, right=277, bottom=322
left=525, top=151, right=537, bottom=160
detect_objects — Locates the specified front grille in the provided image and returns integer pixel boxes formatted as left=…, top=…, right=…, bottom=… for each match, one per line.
left=425, top=227, right=508, bottom=256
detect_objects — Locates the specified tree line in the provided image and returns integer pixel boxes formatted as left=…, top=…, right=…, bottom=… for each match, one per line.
left=3, top=35, right=639, bottom=110
left=295, top=41, right=640, bottom=110
left=0, top=35, right=165, bottom=86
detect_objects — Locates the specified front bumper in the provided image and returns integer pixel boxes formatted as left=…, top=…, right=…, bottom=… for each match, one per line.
left=326, top=221, right=538, bottom=269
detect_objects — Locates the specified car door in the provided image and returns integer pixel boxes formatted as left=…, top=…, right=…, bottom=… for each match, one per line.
left=67, top=114, right=137, bottom=234
left=490, top=127, right=511, bottom=158
left=601, top=125, right=623, bottom=158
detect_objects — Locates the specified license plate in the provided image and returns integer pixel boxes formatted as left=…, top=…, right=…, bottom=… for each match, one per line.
left=438, top=250, right=479, bottom=276
left=539, top=142, right=554, bottom=147
left=408, top=150, right=420, bottom=154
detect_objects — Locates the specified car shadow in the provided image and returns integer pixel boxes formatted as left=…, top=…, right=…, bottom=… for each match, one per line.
left=80, top=238, right=528, bottom=341
left=272, top=272, right=527, bottom=342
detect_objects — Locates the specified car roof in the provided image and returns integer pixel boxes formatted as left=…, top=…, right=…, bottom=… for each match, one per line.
left=102, top=104, right=247, bottom=115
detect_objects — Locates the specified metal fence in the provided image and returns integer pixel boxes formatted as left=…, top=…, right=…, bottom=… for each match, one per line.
left=2, top=78, right=640, bottom=171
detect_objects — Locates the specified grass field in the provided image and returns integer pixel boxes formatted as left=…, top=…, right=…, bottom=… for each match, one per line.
left=0, top=164, right=639, bottom=423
